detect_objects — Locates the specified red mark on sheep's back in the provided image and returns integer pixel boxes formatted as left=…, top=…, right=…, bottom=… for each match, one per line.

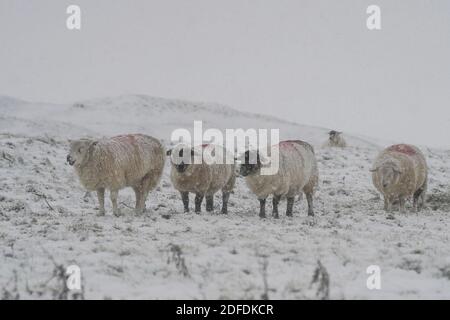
left=279, top=140, right=297, bottom=148
left=112, top=134, right=141, bottom=145
left=387, top=144, right=417, bottom=156
left=279, top=140, right=314, bottom=153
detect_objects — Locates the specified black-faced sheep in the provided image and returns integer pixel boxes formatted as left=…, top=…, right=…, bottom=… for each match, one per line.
left=240, top=140, right=319, bottom=218
left=67, top=134, right=165, bottom=216
left=324, top=130, right=347, bottom=148
left=371, top=144, right=428, bottom=213
left=167, top=144, right=235, bottom=214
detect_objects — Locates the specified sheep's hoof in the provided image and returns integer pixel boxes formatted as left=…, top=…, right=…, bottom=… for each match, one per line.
left=221, top=210, right=228, bottom=215
left=97, top=209, right=105, bottom=216
left=113, top=210, right=121, bottom=217
left=273, top=213, right=279, bottom=219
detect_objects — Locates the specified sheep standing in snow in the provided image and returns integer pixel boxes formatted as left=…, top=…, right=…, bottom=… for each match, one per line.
left=371, top=144, right=428, bottom=213
left=67, top=134, right=165, bottom=216
left=323, top=130, right=347, bottom=148
left=240, top=140, right=319, bottom=218
left=167, top=144, right=235, bottom=214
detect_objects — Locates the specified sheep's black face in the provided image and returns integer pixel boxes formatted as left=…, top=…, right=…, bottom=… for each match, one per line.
left=240, top=151, right=261, bottom=177
left=175, top=162, right=189, bottom=173
left=66, top=155, right=75, bottom=166
left=168, top=147, right=194, bottom=173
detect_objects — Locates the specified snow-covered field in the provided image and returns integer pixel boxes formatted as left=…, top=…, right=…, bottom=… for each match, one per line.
left=1, top=95, right=450, bottom=299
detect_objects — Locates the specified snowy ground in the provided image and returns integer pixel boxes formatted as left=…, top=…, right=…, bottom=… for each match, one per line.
left=1, top=95, right=450, bottom=299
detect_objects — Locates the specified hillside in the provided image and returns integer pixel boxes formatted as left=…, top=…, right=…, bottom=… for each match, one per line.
left=1, top=95, right=450, bottom=299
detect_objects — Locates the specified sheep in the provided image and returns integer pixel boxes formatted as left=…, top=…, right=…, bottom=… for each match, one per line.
left=167, top=144, right=235, bottom=214
left=67, top=134, right=165, bottom=216
left=239, top=140, right=319, bottom=218
left=370, top=144, right=428, bottom=213
left=323, top=130, right=347, bottom=148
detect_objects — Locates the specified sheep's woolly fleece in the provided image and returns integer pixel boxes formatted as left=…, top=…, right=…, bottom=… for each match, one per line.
left=1, top=95, right=450, bottom=299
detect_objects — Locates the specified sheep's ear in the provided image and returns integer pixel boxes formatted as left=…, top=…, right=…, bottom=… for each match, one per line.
left=166, top=149, right=172, bottom=156
left=369, top=167, right=379, bottom=172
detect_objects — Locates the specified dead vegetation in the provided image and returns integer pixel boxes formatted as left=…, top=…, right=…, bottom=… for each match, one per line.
left=167, top=244, right=190, bottom=277
left=310, top=260, right=330, bottom=300
left=260, top=257, right=270, bottom=300
left=1, top=249, right=85, bottom=300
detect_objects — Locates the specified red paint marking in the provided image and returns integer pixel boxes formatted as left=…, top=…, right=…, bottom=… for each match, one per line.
left=279, top=141, right=296, bottom=148
left=112, top=134, right=139, bottom=144
left=387, top=144, right=417, bottom=156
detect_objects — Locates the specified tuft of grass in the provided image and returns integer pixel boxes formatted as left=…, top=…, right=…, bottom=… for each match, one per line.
left=167, top=244, right=190, bottom=277
left=310, top=260, right=330, bottom=300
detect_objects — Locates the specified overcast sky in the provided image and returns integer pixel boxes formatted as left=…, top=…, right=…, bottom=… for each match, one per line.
left=1, top=0, right=449, bottom=147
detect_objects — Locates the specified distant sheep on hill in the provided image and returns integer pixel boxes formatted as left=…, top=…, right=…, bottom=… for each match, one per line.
left=323, top=130, right=347, bottom=148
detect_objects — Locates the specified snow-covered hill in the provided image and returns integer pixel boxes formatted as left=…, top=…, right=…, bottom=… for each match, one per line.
left=0, top=94, right=377, bottom=148
left=1, top=95, right=450, bottom=299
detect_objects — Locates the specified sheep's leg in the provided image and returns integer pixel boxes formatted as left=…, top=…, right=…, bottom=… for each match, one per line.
left=413, top=193, right=419, bottom=212
left=133, top=186, right=145, bottom=215
left=398, top=197, right=406, bottom=213
left=259, top=198, right=266, bottom=218
left=272, top=195, right=281, bottom=219
left=221, top=192, right=230, bottom=214
left=286, top=197, right=295, bottom=217
left=110, top=190, right=120, bottom=216
left=306, top=192, right=314, bottom=216
left=420, top=181, right=427, bottom=210
left=195, top=193, right=204, bottom=214
left=413, top=185, right=426, bottom=212
left=206, top=194, right=214, bottom=213
left=96, top=188, right=105, bottom=216
left=384, top=195, right=392, bottom=212
left=181, top=192, right=189, bottom=213
left=140, top=172, right=159, bottom=212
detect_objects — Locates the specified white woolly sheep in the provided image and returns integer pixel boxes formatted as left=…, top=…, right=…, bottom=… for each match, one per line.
left=167, top=144, right=235, bottom=214
left=323, top=130, right=347, bottom=148
left=67, top=134, right=165, bottom=216
left=371, top=144, right=428, bottom=213
left=240, top=140, right=319, bottom=218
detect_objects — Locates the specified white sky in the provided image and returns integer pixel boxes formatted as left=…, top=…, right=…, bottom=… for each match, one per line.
left=1, top=0, right=450, bottom=147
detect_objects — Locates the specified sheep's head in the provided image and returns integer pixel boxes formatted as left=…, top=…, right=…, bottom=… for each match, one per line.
left=371, top=161, right=402, bottom=191
left=67, top=139, right=97, bottom=167
left=167, top=145, right=195, bottom=173
left=329, top=130, right=342, bottom=143
left=239, top=150, right=262, bottom=177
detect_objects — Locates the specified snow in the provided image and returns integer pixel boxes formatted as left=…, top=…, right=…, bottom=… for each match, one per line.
left=1, top=94, right=450, bottom=299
